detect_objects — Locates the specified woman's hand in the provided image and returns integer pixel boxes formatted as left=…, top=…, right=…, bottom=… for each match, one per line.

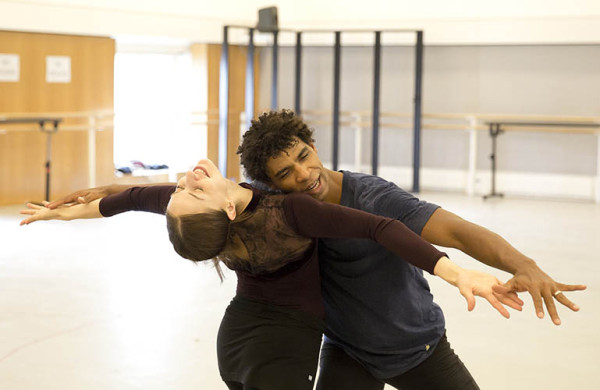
left=455, top=268, right=524, bottom=319
left=434, top=256, right=524, bottom=318
left=20, top=199, right=103, bottom=226
left=19, top=202, right=57, bottom=225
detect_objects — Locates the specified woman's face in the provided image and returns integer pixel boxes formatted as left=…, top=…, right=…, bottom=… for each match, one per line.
left=167, top=159, right=230, bottom=217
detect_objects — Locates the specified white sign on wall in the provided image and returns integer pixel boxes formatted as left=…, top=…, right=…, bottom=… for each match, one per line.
left=0, top=54, right=20, bottom=82
left=46, top=55, right=71, bottom=83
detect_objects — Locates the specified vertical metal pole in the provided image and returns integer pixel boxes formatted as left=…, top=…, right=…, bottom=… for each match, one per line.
left=42, top=120, right=59, bottom=201
left=45, top=133, right=51, bottom=201
left=491, top=124, right=496, bottom=195
left=41, top=121, right=51, bottom=201
left=372, top=31, right=382, bottom=176
left=218, top=26, right=230, bottom=176
left=483, top=123, right=504, bottom=200
left=332, top=31, right=341, bottom=171
left=294, top=32, right=303, bottom=115
left=245, top=28, right=255, bottom=132
left=412, top=30, right=424, bottom=193
left=271, top=30, right=279, bottom=110
left=490, top=124, right=498, bottom=195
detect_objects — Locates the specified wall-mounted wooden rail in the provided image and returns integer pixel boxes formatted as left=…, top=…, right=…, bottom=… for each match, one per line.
left=482, top=120, right=600, bottom=200
left=279, top=110, right=600, bottom=202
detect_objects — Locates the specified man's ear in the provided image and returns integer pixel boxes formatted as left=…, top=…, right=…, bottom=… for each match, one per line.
left=225, top=199, right=237, bottom=221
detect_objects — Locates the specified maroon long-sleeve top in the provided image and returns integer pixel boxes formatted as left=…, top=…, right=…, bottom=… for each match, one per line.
left=99, top=184, right=445, bottom=319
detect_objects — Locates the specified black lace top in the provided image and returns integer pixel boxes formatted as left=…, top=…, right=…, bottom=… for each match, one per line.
left=219, top=190, right=312, bottom=275
left=99, top=184, right=445, bottom=318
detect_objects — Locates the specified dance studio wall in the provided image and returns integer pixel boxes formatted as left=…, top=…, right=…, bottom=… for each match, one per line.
left=257, top=44, right=600, bottom=199
left=194, top=42, right=261, bottom=182
left=0, top=30, right=114, bottom=205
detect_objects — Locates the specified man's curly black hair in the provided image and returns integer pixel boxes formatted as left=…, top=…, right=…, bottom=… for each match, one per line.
left=237, top=109, right=314, bottom=183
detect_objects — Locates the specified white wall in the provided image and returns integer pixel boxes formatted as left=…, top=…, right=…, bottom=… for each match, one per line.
left=2, top=0, right=600, bottom=44
left=259, top=44, right=600, bottom=200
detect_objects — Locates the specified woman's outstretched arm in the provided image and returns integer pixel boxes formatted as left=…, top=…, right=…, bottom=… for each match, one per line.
left=284, top=193, right=524, bottom=318
left=20, top=185, right=176, bottom=226
left=20, top=199, right=102, bottom=225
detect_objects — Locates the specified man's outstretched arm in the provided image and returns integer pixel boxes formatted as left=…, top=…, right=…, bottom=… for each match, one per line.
left=421, top=208, right=586, bottom=325
left=47, top=183, right=176, bottom=209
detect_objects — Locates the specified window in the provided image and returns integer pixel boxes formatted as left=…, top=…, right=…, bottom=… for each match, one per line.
left=114, top=51, right=207, bottom=176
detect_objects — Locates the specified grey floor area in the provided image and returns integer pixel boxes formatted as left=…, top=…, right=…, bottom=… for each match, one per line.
left=1, top=192, right=598, bottom=390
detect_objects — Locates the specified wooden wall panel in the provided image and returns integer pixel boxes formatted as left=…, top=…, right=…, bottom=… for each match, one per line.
left=95, top=129, right=115, bottom=189
left=0, top=30, right=114, bottom=205
left=0, top=132, right=46, bottom=203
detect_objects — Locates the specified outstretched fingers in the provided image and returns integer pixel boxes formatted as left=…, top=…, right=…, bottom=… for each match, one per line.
left=46, top=192, right=87, bottom=209
left=553, top=290, right=582, bottom=313
left=493, top=289, right=524, bottom=312
left=541, top=289, right=562, bottom=325
left=554, top=283, right=586, bottom=312
left=544, top=284, right=586, bottom=325
left=459, top=286, right=476, bottom=312
left=499, top=277, right=586, bottom=325
left=481, top=289, right=511, bottom=319
left=19, top=203, right=49, bottom=225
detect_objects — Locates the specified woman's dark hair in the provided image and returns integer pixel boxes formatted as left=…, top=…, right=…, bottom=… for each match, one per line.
left=166, top=210, right=229, bottom=280
left=237, top=109, right=314, bottom=183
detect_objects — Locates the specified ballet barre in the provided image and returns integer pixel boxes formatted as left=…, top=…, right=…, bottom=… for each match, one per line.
left=483, top=120, right=600, bottom=200
left=295, top=110, right=600, bottom=202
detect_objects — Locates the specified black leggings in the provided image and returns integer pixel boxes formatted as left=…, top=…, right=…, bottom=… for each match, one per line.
left=316, top=332, right=480, bottom=390
left=224, top=381, right=260, bottom=390
left=218, top=296, right=324, bottom=390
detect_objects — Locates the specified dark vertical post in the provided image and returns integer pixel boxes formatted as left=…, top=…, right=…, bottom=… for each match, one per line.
left=483, top=123, right=504, bottom=200
left=332, top=31, right=341, bottom=171
left=43, top=121, right=51, bottom=201
left=412, top=30, right=424, bottom=193
left=43, top=124, right=50, bottom=201
left=271, top=30, right=279, bottom=110
left=41, top=120, right=59, bottom=201
left=294, top=32, right=302, bottom=115
left=490, top=124, right=498, bottom=195
left=372, top=31, right=382, bottom=176
left=218, top=26, right=230, bottom=176
left=245, top=28, right=255, bottom=132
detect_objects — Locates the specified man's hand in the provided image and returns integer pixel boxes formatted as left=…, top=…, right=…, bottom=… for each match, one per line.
left=492, top=264, right=586, bottom=326
left=423, top=208, right=586, bottom=325
left=46, top=184, right=138, bottom=209
left=455, top=269, right=524, bottom=319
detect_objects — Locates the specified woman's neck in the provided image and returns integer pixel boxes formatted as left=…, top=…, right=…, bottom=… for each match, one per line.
left=228, top=182, right=254, bottom=217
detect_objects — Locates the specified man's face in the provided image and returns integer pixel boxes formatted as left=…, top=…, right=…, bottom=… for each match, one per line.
left=265, top=137, right=331, bottom=201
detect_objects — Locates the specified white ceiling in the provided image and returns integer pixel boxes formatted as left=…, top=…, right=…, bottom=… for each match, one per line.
left=2, top=0, right=600, bottom=45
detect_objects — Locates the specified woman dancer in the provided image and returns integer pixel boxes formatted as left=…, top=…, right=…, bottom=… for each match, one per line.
left=21, top=158, right=521, bottom=390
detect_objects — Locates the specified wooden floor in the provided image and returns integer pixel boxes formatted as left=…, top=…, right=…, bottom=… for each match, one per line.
left=1, top=192, right=599, bottom=390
